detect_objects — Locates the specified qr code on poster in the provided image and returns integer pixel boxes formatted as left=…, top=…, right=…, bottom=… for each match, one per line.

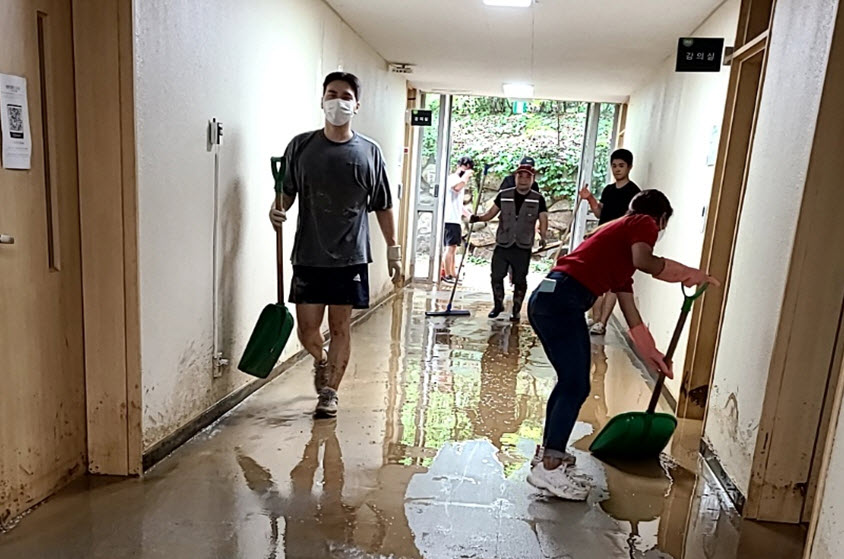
left=8, top=104, right=23, bottom=139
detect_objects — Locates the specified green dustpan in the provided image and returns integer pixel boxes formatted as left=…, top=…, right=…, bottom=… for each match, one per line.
left=238, top=157, right=295, bottom=378
left=590, top=284, right=708, bottom=460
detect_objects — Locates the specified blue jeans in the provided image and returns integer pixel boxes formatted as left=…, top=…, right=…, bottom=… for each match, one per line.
left=528, top=272, right=596, bottom=458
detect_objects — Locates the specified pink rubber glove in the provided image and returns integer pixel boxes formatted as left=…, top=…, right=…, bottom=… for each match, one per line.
left=629, top=324, right=673, bottom=379
left=655, top=259, right=721, bottom=288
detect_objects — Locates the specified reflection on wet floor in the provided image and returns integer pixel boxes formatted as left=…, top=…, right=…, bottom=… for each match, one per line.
left=0, top=287, right=806, bottom=558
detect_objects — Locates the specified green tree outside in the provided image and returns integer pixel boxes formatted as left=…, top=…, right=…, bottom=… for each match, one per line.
left=432, top=96, right=617, bottom=203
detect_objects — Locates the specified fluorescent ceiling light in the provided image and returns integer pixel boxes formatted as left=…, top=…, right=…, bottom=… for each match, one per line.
left=484, top=0, right=532, bottom=7
left=502, top=83, right=534, bottom=98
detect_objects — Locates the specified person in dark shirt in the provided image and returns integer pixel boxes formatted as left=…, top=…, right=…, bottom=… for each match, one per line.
left=578, top=149, right=641, bottom=335
left=498, top=156, right=540, bottom=192
left=498, top=156, right=541, bottom=286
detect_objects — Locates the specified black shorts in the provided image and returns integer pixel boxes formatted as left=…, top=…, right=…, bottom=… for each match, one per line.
left=444, top=223, right=462, bottom=247
left=290, top=264, right=370, bottom=309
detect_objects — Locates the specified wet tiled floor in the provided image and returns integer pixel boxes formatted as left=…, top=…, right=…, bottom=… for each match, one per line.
left=0, top=286, right=806, bottom=558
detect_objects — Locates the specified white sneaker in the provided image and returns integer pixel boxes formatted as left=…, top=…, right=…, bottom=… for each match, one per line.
left=527, top=464, right=590, bottom=501
left=565, top=467, right=594, bottom=488
left=530, top=446, right=577, bottom=468
left=590, top=322, right=606, bottom=336
left=315, top=387, right=338, bottom=418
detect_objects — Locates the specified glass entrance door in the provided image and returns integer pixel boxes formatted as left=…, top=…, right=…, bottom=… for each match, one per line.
left=410, top=93, right=452, bottom=281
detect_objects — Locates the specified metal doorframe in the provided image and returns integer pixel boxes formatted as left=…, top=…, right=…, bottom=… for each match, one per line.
left=408, top=93, right=452, bottom=283
left=431, top=94, right=453, bottom=281
left=569, top=102, right=601, bottom=254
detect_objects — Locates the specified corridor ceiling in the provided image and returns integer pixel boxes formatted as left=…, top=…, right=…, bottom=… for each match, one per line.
left=324, top=0, right=727, bottom=102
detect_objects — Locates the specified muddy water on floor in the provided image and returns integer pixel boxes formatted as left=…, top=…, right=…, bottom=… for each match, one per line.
left=0, top=287, right=805, bottom=558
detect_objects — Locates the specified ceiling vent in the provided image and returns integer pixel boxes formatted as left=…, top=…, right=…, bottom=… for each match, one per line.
left=389, top=63, right=414, bottom=74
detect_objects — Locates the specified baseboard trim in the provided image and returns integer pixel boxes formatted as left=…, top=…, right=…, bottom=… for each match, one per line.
left=700, top=438, right=747, bottom=514
left=142, top=288, right=400, bottom=472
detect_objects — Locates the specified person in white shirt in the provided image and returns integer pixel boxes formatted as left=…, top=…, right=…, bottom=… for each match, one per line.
left=441, top=157, right=474, bottom=283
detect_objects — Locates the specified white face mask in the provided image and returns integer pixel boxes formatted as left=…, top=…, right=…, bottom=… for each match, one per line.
left=323, top=98, right=356, bottom=126
left=657, top=229, right=666, bottom=243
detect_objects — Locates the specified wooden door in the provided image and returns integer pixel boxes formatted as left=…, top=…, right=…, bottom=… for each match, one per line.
left=680, top=0, right=775, bottom=420
left=0, top=0, right=85, bottom=523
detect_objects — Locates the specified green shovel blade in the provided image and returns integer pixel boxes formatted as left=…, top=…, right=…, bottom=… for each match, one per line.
left=237, top=303, right=294, bottom=379
left=589, top=411, right=678, bottom=460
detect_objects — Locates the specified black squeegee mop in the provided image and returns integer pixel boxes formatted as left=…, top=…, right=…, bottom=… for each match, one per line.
left=426, top=163, right=491, bottom=318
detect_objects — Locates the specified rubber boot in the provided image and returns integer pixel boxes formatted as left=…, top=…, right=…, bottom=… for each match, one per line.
left=489, top=281, right=505, bottom=319
left=511, top=284, right=527, bottom=322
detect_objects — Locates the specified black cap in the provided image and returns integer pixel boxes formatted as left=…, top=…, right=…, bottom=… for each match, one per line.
left=519, top=156, right=535, bottom=168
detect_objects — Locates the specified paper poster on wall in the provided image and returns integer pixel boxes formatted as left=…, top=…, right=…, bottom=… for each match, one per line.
left=0, top=73, right=32, bottom=170
left=706, top=125, right=720, bottom=167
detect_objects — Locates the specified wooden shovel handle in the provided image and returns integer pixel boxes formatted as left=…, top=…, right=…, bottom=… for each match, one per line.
left=646, top=284, right=710, bottom=413
left=271, top=157, right=286, bottom=304
left=276, top=193, right=284, bottom=304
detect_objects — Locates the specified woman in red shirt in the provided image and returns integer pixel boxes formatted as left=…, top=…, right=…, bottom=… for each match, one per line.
left=526, top=190, right=718, bottom=499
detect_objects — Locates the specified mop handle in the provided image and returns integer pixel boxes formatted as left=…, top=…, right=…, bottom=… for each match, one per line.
left=646, top=283, right=709, bottom=414
left=445, top=164, right=490, bottom=310
left=568, top=185, right=584, bottom=254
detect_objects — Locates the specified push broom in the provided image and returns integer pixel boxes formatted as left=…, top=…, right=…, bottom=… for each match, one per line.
left=426, top=163, right=491, bottom=318
left=589, top=283, right=708, bottom=460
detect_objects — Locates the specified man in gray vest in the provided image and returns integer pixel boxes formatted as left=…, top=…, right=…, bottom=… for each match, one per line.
left=471, top=163, right=548, bottom=321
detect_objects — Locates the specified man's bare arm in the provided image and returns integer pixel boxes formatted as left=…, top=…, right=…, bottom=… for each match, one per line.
left=376, top=208, right=397, bottom=246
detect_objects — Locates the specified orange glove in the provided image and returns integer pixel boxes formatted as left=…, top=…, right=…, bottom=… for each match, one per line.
left=655, top=259, right=721, bottom=288
left=629, top=324, right=673, bottom=379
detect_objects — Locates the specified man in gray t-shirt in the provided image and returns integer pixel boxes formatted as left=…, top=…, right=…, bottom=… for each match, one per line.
left=282, top=130, right=392, bottom=267
left=270, top=72, right=402, bottom=419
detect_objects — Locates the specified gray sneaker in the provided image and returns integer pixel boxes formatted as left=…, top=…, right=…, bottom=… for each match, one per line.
left=315, top=387, right=339, bottom=418
left=314, top=356, right=329, bottom=394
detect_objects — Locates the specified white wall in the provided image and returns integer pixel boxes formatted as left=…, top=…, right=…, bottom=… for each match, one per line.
left=134, top=0, right=407, bottom=449
left=702, top=0, right=840, bottom=496
left=622, top=0, right=739, bottom=399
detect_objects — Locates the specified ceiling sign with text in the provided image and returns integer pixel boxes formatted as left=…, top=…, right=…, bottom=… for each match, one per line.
left=410, top=109, right=433, bottom=126
left=676, top=38, right=725, bottom=72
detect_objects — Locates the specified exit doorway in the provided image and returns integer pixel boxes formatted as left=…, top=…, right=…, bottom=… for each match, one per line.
left=406, top=94, right=620, bottom=284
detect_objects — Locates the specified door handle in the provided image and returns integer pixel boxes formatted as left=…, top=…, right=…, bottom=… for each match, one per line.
left=0, top=234, right=15, bottom=244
